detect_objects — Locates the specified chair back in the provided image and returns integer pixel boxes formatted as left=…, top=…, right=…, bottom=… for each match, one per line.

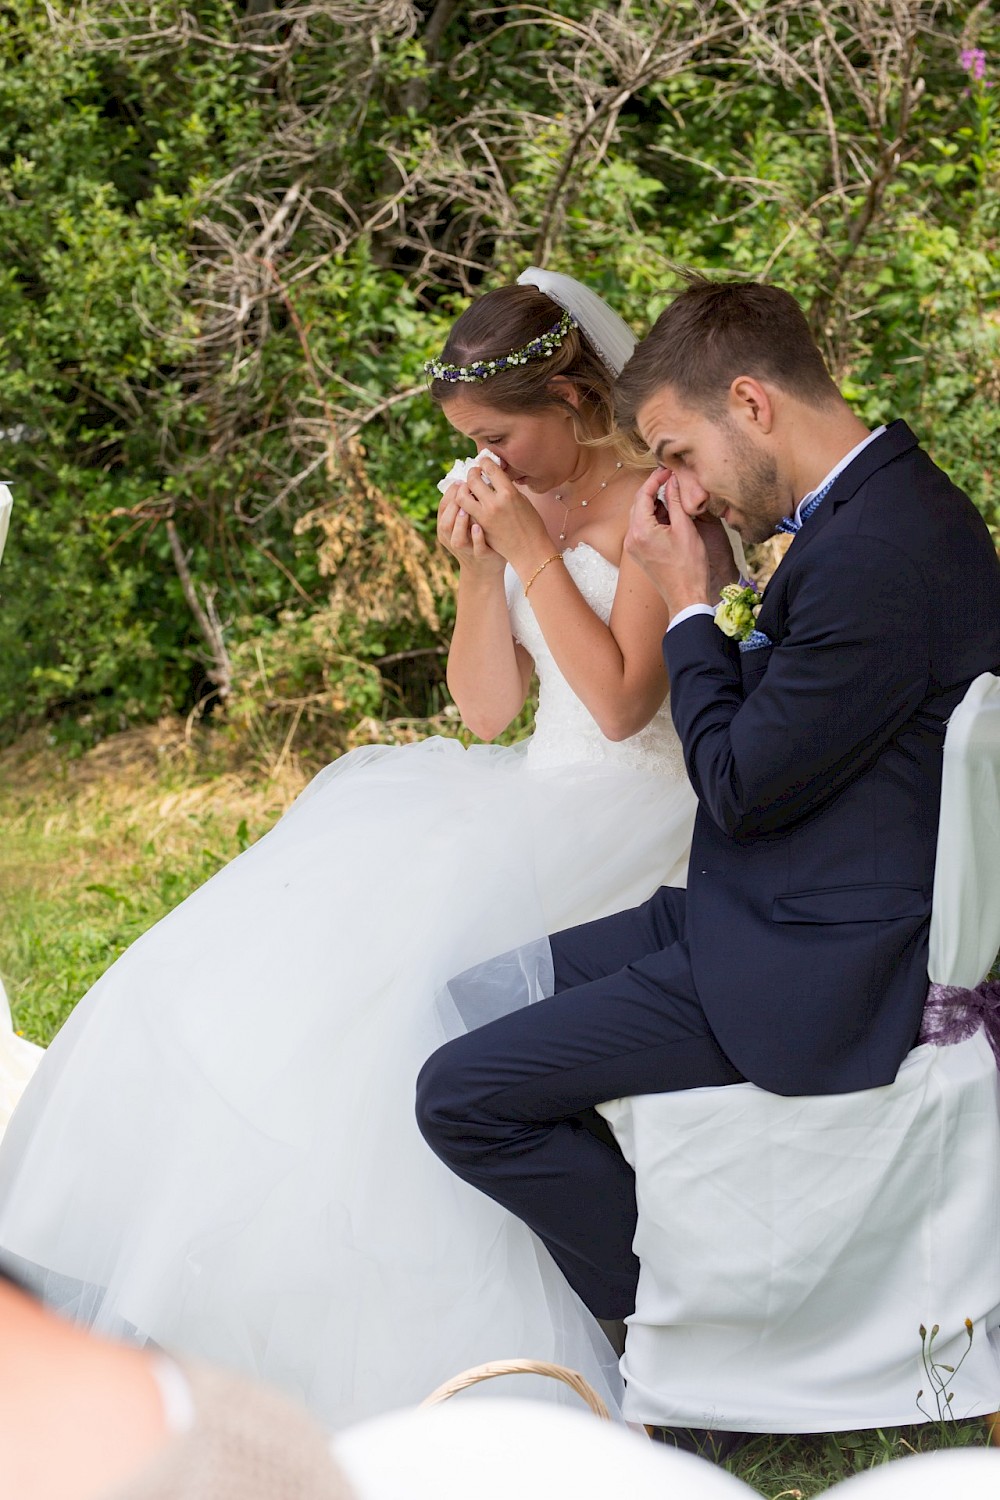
left=599, top=672, right=1000, bottom=1436
left=928, top=673, right=1000, bottom=987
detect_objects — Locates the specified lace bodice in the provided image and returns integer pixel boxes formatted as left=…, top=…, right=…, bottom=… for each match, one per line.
left=506, top=544, right=687, bottom=778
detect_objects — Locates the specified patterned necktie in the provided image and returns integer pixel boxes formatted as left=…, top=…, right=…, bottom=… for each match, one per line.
left=773, top=474, right=836, bottom=535
left=738, top=475, right=839, bottom=652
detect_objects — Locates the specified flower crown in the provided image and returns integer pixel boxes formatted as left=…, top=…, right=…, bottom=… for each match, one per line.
left=424, top=309, right=577, bottom=384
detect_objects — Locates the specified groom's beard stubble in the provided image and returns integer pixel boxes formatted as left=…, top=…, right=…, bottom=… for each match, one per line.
left=706, top=422, right=783, bottom=545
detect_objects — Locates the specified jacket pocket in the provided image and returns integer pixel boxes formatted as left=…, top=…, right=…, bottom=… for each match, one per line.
left=740, top=643, right=772, bottom=693
left=771, top=884, right=928, bottom=924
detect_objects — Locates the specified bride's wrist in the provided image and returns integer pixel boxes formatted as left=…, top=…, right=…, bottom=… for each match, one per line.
left=512, top=544, right=561, bottom=582
left=519, top=551, right=566, bottom=597
left=458, top=558, right=506, bottom=584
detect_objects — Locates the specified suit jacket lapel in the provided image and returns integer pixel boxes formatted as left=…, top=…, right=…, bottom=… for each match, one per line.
left=761, top=420, right=919, bottom=591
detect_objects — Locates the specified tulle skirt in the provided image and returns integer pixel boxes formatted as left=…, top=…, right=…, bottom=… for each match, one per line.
left=0, top=980, right=43, bottom=1137
left=0, top=735, right=696, bottom=1429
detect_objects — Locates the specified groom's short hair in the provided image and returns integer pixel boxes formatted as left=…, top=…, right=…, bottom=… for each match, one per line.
left=615, top=277, right=840, bottom=431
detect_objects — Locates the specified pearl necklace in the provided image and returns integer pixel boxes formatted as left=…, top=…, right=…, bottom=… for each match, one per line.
left=554, top=461, right=624, bottom=541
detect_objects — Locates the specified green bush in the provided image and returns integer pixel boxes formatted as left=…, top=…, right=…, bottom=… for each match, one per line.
left=0, top=1, right=996, bottom=745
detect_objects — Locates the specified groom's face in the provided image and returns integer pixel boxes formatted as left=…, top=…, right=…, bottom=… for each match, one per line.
left=637, top=385, right=787, bottom=544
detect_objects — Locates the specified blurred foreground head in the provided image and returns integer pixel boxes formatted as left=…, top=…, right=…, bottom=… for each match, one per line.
left=0, top=1265, right=350, bottom=1500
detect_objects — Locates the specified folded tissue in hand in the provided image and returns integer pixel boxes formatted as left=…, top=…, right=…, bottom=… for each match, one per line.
left=0, top=485, right=11, bottom=568
left=437, top=450, right=501, bottom=495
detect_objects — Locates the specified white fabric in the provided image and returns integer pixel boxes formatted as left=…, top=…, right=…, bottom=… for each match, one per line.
left=721, top=522, right=748, bottom=579
left=603, top=1030, right=1000, bottom=1430
left=507, top=546, right=688, bottom=784
left=337, top=1400, right=1000, bottom=1500
left=0, top=544, right=696, bottom=1431
left=929, top=672, right=1000, bottom=987
left=437, top=449, right=501, bottom=495
left=151, top=1355, right=197, bottom=1435
left=668, top=603, right=716, bottom=631
left=0, top=979, right=43, bottom=1140
left=598, top=673, right=1000, bottom=1431
left=829, top=1451, right=1000, bottom=1500
left=517, top=268, right=637, bottom=377
left=334, top=1402, right=1000, bottom=1500
left=333, top=1399, right=745, bottom=1500
left=790, top=426, right=886, bottom=524
left=0, top=483, right=11, bottom=567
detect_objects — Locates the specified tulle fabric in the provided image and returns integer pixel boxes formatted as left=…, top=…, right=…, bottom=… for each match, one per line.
left=0, top=734, right=696, bottom=1429
left=0, top=979, right=43, bottom=1137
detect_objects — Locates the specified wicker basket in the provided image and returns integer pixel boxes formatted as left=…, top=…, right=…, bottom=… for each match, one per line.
left=421, top=1359, right=611, bottom=1421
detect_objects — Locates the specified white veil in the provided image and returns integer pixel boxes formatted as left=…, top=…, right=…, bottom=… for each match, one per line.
left=518, top=268, right=748, bottom=574
left=517, top=267, right=636, bottom=378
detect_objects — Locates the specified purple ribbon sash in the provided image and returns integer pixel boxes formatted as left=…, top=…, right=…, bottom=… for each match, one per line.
left=918, top=980, right=1000, bottom=1065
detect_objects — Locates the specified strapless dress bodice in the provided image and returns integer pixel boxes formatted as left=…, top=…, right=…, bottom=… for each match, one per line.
left=506, top=544, right=687, bottom=779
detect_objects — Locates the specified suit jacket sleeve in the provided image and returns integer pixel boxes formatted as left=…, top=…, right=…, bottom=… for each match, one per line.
left=663, top=535, right=930, bottom=840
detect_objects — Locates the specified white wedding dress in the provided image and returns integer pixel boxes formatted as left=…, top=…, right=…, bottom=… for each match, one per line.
left=0, top=544, right=697, bottom=1429
left=0, top=979, right=43, bottom=1138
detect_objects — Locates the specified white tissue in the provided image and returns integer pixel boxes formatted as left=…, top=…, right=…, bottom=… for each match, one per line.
left=0, top=485, right=11, bottom=568
left=437, top=449, right=501, bottom=495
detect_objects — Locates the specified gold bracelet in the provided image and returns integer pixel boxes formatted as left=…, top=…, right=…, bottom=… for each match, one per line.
left=523, top=552, right=564, bottom=597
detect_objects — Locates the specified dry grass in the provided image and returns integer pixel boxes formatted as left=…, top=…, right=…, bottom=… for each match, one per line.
left=0, top=719, right=311, bottom=1043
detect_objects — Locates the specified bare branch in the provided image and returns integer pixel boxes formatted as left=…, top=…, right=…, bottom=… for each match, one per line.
left=166, top=518, right=233, bottom=698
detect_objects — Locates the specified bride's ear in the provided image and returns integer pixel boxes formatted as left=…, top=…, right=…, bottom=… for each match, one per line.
left=546, top=376, right=580, bottom=410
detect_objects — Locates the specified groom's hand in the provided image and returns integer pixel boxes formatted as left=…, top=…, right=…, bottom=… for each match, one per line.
left=625, top=470, right=714, bottom=620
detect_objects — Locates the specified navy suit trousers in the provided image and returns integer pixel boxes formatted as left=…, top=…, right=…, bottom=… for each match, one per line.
left=415, top=886, right=744, bottom=1319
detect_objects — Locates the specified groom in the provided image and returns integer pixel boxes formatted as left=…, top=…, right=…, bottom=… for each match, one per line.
left=416, top=278, right=1000, bottom=1322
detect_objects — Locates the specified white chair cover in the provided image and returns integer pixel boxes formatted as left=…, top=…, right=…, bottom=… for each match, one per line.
left=929, top=673, right=1000, bottom=988
left=599, top=674, right=1000, bottom=1432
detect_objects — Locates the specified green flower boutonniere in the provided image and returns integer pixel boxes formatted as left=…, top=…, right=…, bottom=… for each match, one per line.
left=716, top=581, right=761, bottom=642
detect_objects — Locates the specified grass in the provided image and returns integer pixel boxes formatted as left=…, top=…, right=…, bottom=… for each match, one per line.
left=726, top=1421, right=987, bottom=1493
left=0, top=720, right=308, bottom=1044
left=0, top=718, right=993, bottom=1487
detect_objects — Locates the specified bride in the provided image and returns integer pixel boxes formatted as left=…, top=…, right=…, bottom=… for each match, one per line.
left=0, top=269, right=717, bottom=1429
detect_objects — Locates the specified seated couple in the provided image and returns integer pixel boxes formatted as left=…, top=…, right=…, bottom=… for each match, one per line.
left=1, top=270, right=999, bottom=1432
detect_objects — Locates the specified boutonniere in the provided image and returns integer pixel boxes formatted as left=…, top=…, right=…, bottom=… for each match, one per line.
left=715, top=580, right=761, bottom=642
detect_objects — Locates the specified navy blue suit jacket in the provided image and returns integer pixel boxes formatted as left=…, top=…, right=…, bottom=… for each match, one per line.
left=663, top=420, right=1000, bottom=1095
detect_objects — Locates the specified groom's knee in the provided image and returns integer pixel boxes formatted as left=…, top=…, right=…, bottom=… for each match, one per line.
left=415, top=1036, right=479, bottom=1163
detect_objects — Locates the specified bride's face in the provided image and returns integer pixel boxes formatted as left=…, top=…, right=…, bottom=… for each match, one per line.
left=442, top=391, right=585, bottom=495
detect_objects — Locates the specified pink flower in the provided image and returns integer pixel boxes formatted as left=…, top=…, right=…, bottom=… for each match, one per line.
left=960, top=47, right=987, bottom=82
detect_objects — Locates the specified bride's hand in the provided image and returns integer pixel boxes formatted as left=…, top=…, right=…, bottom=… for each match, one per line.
left=460, top=458, right=551, bottom=572
left=437, top=484, right=506, bottom=576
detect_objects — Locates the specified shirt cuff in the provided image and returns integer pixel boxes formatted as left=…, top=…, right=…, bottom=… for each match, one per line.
left=668, top=603, right=717, bottom=632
